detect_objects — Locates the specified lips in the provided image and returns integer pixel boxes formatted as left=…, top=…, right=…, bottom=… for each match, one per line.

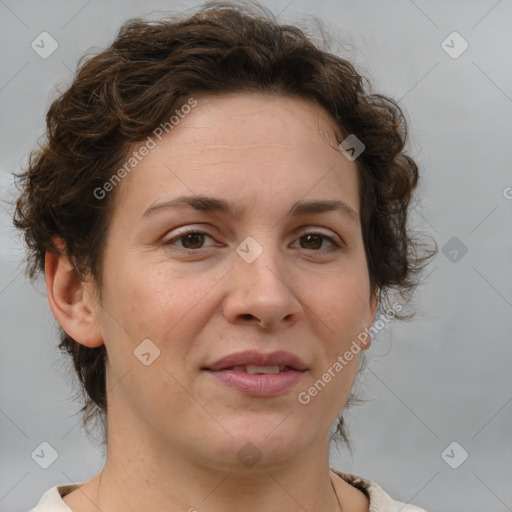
left=203, top=350, right=307, bottom=397
left=230, top=365, right=288, bottom=374
left=204, top=350, right=307, bottom=372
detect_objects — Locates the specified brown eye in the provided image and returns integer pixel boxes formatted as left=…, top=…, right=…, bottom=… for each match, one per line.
left=296, top=233, right=339, bottom=251
left=163, top=229, right=215, bottom=251
left=180, top=232, right=206, bottom=250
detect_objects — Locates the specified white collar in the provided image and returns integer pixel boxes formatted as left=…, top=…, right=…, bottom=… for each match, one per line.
left=29, top=470, right=427, bottom=512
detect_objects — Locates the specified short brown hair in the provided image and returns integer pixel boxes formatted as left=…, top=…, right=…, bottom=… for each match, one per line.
left=13, top=1, right=436, bottom=448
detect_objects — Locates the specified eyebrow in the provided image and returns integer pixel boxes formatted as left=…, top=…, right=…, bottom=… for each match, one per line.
left=142, top=195, right=360, bottom=224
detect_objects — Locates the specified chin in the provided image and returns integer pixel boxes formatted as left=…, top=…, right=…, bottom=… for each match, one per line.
left=198, top=418, right=309, bottom=471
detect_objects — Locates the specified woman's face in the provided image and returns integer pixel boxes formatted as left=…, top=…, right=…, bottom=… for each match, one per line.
left=92, top=92, right=377, bottom=469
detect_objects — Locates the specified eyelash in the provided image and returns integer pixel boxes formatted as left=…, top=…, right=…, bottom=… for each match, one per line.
left=162, top=227, right=342, bottom=254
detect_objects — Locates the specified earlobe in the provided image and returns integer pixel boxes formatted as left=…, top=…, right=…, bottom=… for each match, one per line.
left=45, top=239, right=104, bottom=348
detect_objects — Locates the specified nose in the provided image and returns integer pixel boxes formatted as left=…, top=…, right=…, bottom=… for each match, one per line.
left=221, top=241, right=303, bottom=330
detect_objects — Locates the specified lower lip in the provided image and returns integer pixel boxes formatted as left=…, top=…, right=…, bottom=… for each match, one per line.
left=205, top=369, right=305, bottom=397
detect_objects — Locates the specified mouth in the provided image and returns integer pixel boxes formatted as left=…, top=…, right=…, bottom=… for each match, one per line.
left=204, top=350, right=307, bottom=372
left=203, top=351, right=307, bottom=397
left=219, top=365, right=298, bottom=374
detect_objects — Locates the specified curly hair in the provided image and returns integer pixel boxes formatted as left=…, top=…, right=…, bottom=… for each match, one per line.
left=13, top=0, right=436, bottom=449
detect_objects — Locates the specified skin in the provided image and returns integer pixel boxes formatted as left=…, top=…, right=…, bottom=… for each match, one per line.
left=46, top=92, right=377, bottom=512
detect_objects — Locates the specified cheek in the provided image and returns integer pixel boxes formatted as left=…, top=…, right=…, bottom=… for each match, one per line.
left=309, top=270, right=370, bottom=333
left=105, top=257, right=182, bottom=322
left=100, top=259, right=218, bottom=367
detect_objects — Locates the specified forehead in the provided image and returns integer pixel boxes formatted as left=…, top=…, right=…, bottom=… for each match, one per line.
left=111, top=92, right=359, bottom=220
left=173, top=92, right=342, bottom=149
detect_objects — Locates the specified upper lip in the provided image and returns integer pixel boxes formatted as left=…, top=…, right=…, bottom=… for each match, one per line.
left=205, top=350, right=307, bottom=371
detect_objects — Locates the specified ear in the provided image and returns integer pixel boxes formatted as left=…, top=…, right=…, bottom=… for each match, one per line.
left=360, top=288, right=379, bottom=351
left=45, top=238, right=104, bottom=348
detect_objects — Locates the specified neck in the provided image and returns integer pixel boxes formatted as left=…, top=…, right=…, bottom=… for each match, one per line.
left=92, top=425, right=342, bottom=512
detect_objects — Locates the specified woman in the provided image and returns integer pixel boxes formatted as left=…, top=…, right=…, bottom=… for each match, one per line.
left=15, top=2, right=435, bottom=511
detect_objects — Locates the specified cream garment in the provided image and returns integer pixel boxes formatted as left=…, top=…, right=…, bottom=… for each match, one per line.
left=27, top=468, right=428, bottom=512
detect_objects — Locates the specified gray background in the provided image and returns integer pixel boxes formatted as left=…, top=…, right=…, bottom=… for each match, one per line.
left=1, top=1, right=511, bottom=511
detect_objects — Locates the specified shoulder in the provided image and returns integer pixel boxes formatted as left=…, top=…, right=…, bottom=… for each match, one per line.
left=330, top=468, right=429, bottom=512
left=27, top=483, right=83, bottom=512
